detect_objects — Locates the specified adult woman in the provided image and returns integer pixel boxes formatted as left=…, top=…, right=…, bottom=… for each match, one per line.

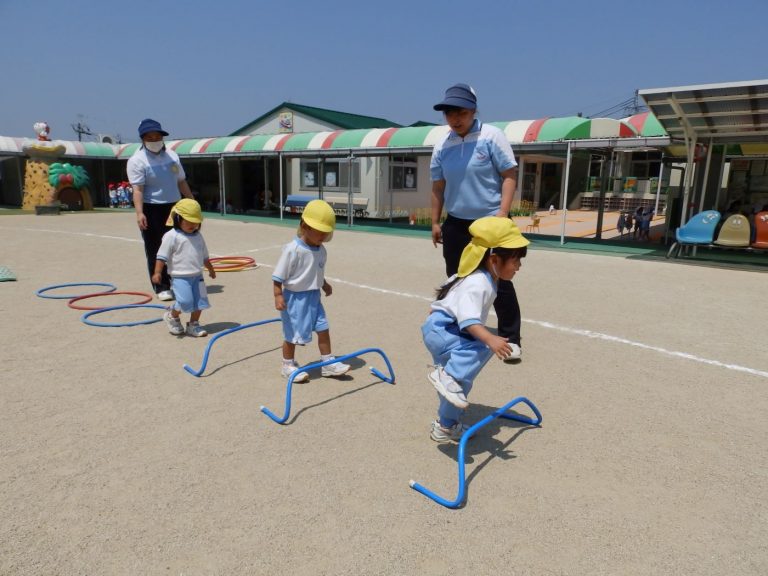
left=430, top=83, right=523, bottom=360
left=127, top=118, right=194, bottom=300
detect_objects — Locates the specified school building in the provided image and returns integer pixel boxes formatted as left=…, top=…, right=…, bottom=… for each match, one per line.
left=1, top=79, right=767, bottom=240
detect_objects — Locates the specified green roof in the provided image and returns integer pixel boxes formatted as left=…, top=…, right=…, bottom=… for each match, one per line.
left=230, top=102, right=402, bottom=135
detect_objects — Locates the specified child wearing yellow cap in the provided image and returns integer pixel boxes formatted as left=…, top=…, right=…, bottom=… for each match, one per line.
left=421, top=217, right=529, bottom=443
left=272, top=200, right=350, bottom=382
left=153, top=199, right=216, bottom=337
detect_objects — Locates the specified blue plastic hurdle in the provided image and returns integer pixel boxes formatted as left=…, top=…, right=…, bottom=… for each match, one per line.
left=183, top=317, right=282, bottom=377
left=260, top=347, right=396, bottom=424
left=409, top=396, right=542, bottom=509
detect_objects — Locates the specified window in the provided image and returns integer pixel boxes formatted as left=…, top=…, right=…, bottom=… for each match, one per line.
left=389, top=155, right=418, bottom=191
left=629, top=151, right=662, bottom=179
left=300, top=158, right=360, bottom=191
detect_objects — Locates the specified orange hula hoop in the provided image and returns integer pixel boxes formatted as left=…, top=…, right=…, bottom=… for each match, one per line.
left=210, top=256, right=257, bottom=272
left=67, top=291, right=154, bottom=310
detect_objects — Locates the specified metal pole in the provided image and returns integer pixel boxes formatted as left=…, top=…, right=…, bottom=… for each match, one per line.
left=560, top=141, right=572, bottom=245
left=697, top=137, right=714, bottom=214
left=654, top=153, right=665, bottom=216
left=217, top=156, right=225, bottom=215
left=347, top=152, right=354, bottom=227
left=263, top=157, right=269, bottom=210
left=279, top=152, right=284, bottom=221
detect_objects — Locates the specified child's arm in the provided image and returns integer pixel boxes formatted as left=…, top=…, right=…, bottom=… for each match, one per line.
left=204, top=258, right=216, bottom=279
left=465, top=324, right=513, bottom=360
left=273, top=280, right=286, bottom=311
left=322, top=280, right=332, bottom=297
left=151, top=260, right=166, bottom=285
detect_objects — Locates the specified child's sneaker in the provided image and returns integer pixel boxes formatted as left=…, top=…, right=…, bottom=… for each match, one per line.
left=503, top=343, right=522, bottom=363
left=186, top=321, right=208, bottom=338
left=281, top=361, right=309, bottom=383
left=163, top=310, right=184, bottom=335
left=430, top=420, right=469, bottom=443
left=428, top=366, right=468, bottom=409
left=321, top=356, right=351, bottom=377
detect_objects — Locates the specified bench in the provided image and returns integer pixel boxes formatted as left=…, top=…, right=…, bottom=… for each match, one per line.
left=324, top=195, right=369, bottom=218
left=282, top=194, right=314, bottom=214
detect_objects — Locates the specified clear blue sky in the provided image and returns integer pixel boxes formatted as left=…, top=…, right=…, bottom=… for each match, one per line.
left=1, top=0, right=766, bottom=142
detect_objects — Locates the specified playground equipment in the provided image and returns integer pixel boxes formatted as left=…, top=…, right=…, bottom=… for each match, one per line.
left=260, top=348, right=396, bottom=425
left=80, top=303, right=167, bottom=327
left=36, top=282, right=117, bottom=299
left=409, top=396, right=542, bottom=509
left=209, top=256, right=257, bottom=272
left=67, top=291, right=153, bottom=310
left=183, top=318, right=282, bottom=377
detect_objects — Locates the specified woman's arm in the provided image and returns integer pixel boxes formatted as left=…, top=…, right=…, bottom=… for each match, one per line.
left=497, top=168, right=517, bottom=217
left=431, top=179, right=446, bottom=246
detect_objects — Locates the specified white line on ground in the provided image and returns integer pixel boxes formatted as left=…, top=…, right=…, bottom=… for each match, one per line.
left=5, top=223, right=764, bottom=380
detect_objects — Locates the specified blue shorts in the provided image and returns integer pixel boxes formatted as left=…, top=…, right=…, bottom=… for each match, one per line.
left=170, top=275, right=210, bottom=313
left=281, top=289, right=328, bottom=345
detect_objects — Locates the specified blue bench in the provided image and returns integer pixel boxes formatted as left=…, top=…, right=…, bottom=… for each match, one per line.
left=283, top=195, right=314, bottom=214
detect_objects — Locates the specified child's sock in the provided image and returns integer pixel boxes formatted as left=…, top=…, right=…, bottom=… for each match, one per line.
left=321, top=354, right=334, bottom=362
left=282, top=358, right=296, bottom=366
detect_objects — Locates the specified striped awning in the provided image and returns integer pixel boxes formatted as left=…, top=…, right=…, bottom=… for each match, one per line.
left=1, top=116, right=660, bottom=160
left=623, top=112, right=667, bottom=137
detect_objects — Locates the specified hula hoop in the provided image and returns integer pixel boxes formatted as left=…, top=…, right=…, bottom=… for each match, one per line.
left=81, top=303, right=167, bottom=327
left=36, top=282, right=117, bottom=299
left=210, top=256, right=257, bottom=271
left=68, top=291, right=154, bottom=310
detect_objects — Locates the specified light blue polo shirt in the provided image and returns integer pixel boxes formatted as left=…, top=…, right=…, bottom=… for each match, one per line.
left=127, top=146, right=186, bottom=204
left=430, top=119, right=517, bottom=220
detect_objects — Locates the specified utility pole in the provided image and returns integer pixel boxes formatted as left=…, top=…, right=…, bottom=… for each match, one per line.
left=71, top=116, right=93, bottom=141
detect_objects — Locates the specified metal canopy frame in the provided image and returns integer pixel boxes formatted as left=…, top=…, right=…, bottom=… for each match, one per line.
left=639, top=79, right=768, bottom=227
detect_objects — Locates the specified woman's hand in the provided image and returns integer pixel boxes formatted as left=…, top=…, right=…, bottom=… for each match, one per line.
left=431, top=224, right=442, bottom=247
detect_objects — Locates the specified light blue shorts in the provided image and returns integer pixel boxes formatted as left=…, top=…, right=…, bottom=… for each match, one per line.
left=171, top=275, right=210, bottom=313
left=281, top=289, right=328, bottom=345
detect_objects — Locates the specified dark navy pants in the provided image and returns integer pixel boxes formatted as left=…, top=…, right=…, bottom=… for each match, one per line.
left=140, top=202, right=174, bottom=294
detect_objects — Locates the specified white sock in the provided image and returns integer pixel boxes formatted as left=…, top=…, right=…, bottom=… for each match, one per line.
left=321, top=354, right=334, bottom=362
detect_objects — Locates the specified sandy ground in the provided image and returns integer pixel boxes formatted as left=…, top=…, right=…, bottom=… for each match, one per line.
left=0, top=212, right=766, bottom=575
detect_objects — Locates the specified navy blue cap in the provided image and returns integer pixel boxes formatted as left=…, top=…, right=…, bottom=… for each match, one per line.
left=137, top=118, right=169, bottom=138
left=433, top=83, right=477, bottom=111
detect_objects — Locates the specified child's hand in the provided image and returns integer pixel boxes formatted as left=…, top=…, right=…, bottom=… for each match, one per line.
left=489, top=335, right=513, bottom=360
left=151, top=273, right=161, bottom=284
left=274, top=294, right=286, bottom=311
left=322, top=283, right=332, bottom=297
left=208, top=268, right=216, bottom=279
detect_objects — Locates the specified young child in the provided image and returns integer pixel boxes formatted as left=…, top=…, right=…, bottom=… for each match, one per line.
left=272, top=199, right=350, bottom=382
left=152, top=198, right=216, bottom=337
left=421, top=217, right=529, bottom=443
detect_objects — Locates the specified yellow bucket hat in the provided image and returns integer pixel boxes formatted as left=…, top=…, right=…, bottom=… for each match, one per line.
left=166, top=198, right=203, bottom=225
left=302, top=199, right=336, bottom=233
left=457, top=217, right=530, bottom=277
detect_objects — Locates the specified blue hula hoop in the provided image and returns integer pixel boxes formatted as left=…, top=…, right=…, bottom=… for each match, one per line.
left=81, top=303, right=166, bottom=327
left=36, top=282, right=117, bottom=299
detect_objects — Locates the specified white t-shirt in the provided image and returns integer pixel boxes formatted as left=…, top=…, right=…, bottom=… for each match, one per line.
left=271, top=237, right=327, bottom=292
left=156, top=228, right=209, bottom=278
left=430, top=269, right=497, bottom=331
left=127, top=146, right=186, bottom=204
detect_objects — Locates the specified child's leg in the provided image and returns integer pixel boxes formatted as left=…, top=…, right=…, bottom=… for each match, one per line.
left=317, top=329, right=331, bottom=356
left=283, top=340, right=297, bottom=361
left=437, top=340, right=493, bottom=425
left=190, top=309, right=202, bottom=323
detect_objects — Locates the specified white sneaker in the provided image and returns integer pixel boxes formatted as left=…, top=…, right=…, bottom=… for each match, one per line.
left=503, top=343, right=522, bottom=363
left=428, top=366, right=468, bottom=409
left=321, top=356, right=351, bottom=377
left=185, top=321, right=208, bottom=337
left=430, top=420, right=469, bottom=443
left=157, top=290, right=174, bottom=301
left=281, top=361, right=309, bottom=383
left=163, top=310, right=184, bottom=335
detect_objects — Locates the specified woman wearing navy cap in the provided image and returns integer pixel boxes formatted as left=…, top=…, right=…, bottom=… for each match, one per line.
left=127, top=118, right=194, bottom=301
left=430, top=83, right=524, bottom=361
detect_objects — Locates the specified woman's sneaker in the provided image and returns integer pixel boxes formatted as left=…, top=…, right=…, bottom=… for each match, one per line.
left=281, top=361, right=309, bottom=383
left=157, top=290, right=174, bottom=301
left=430, top=420, right=469, bottom=443
left=428, top=366, right=468, bottom=409
left=163, top=310, right=184, bottom=335
left=503, top=343, right=522, bottom=364
left=185, top=321, right=208, bottom=337
left=321, top=356, right=351, bottom=377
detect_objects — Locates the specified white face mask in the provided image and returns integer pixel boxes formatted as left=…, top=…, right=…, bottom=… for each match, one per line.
left=144, top=140, right=164, bottom=153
